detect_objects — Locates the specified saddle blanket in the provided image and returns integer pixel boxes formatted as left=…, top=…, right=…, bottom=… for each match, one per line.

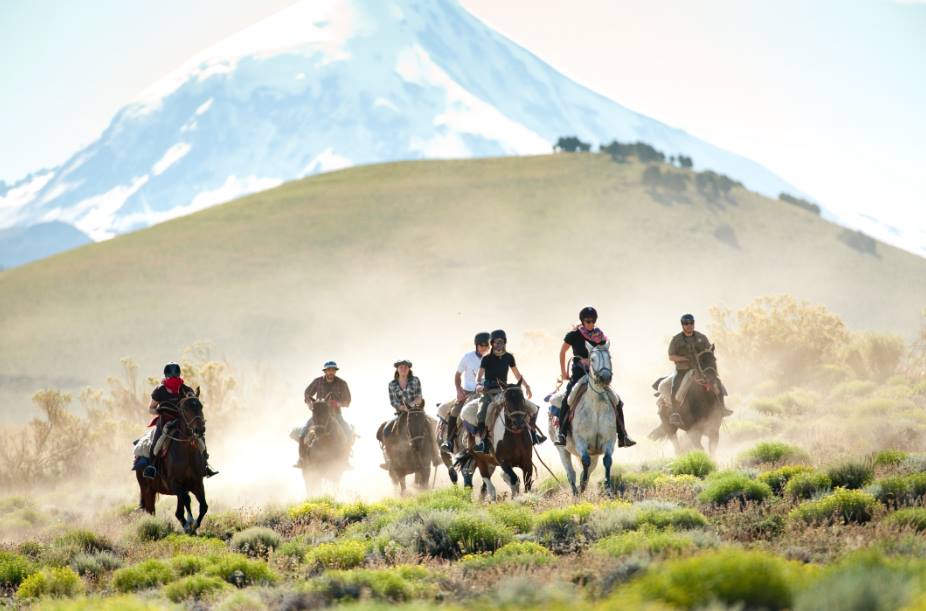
left=133, top=428, right=155, bottom=458
left=656, top=370, right=694, bottom=408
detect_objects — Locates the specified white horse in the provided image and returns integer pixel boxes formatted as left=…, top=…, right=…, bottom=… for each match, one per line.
left=553, top=341, right=618, bottom=496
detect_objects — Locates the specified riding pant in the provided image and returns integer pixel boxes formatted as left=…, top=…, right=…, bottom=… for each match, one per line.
left=561, top=359, right=588, bottom=415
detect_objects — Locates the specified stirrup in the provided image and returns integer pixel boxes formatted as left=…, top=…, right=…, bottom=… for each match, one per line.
left=440, top=440, right=454, bottom=453
left=554, top=432, right=567, bottom=446
left=205, top=465, right=219, bottom=478
left=669, top=412, right=683, bottom=426
left=619, top=435, right=637, bottom=448
left=142, top=465, right=157, bottom=480
left=379, top=462, right=390, bottom=471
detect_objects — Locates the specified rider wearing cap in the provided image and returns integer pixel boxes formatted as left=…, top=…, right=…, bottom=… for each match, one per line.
left=138, top=362, right=217, bottom=479
left=668, top=314, right=731, bottom=416
left=556, top=307, right=635, bottom=447
left=473, top=329, right=538, bottom=453
left=441, top=332, right=492, bottom=453
left=298, top=361, right=353, bottom=465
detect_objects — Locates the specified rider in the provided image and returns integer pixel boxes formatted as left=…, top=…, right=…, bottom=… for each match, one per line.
left=381, top=359, right=424, bottom=470
left=297, top=361, right=352, bottom=466
left=668, top=314, right=732, bottom=417
left=441, top=332, right=491, bottom=453
left=139, top=362, right=217, bottom=480
left=556, top=307, right=635, bottom=447
left=473, top=329, right=538, bottom=453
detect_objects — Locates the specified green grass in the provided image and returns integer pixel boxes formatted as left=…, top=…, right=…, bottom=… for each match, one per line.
left=163, top=574, right=228, bottom=602
left=0, top=550, right=35, bottom=587
left=667, top=451, right=716, bottom=478
left=783, top=471, right=832, bottom=500
left=758, top=464, right=815, bottom=494
left=738, top=441, right=809, bottom=466
left=307, top=540, right=369, bottom=569
left=886, top=508, right=926, bottom=532
left=789, top=488, right=878, bottom=525
left=698, top=472, right=772, bottom=505
left=111, top=559, right=174, bottom=592
left=16, top=567, right=83, bottom=600
left=827, top=460, right=875, bottom=489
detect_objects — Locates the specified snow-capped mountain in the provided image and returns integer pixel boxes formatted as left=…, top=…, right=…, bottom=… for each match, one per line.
left=2, top=0, right=805, bottom=248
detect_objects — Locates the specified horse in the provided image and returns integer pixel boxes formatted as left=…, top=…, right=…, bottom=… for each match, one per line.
left=453, top=385, right=536, bottom=501
left=649, top=345, right=725, bottom=456
left=376, top=406, right=440, bottom=495
left=296, top=400, right=352, bottom=495
left=136, top=389, right=208, bottom=534
left=552, top=341, right=618, bottom=496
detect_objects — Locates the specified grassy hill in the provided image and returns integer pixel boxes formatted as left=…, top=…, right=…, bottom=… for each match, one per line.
left=1, top=154, right=924, bottom=414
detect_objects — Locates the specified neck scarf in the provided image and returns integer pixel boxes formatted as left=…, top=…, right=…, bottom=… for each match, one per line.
left=578, top=326, right=608, bottom=345
left=163, top=377, right=184, bottom=394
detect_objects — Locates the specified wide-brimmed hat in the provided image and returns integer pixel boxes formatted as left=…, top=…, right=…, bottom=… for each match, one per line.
left=393, top=359, right=413, bottom=368
left=322, top=360, right=339, bottom=371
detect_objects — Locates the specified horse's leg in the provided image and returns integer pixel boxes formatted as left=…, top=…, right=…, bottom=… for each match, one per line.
left=708, top=420, right=721, bottom=457
left=191, top=481, right=208, bottom=534
left=669, top=430, right=683, bottom=456
left=557, top=447, right=579, bottom=496
left=686, top=428, right=705, bottom=452
left=174, top=493, right=187, bottom=531
left=480, top=462, right=497, bottom=502
left=500, top=463, right=520, bottom=497
left=576, top=438, right=592, bottom=494
left=462, top=469, right=474, bottom=489
left=603, top=440, right=616, bottom=496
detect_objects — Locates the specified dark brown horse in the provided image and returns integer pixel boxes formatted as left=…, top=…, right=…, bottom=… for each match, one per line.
left=136, top=389, right=208, bottom=534
left=458, top=386, right=534, bottom=501
left=298, top=400, right=352, bottom=495
left=650, top=346, right=726, bottom=456
left=376, top=407, right=440, bottom=494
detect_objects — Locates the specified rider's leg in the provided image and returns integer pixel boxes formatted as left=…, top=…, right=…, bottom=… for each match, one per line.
left=196, top=433, right=219, bottom=478
left=556, top=361, right=585, bottom=445
left=669, top=371, right=685, bottom=426
left=474, top=393, right=492, bottom=453
left=442, top=398, right=465, bottom=453
left=527, top=402, right=546, bottom=445
left=294, top=417, right=313, bottom=468
left=142, top=418, right=163, bottom=479
left=614, top=397, right=636, bottom=448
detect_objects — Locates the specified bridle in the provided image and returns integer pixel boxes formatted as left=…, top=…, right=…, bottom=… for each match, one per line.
left=162, top=395, right=204, bottom=444
left=587, top=345, right=613, bottom=398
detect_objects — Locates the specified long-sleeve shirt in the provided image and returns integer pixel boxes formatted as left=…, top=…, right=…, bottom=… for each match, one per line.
left=304, top=376, right=351, bottom=407
left=388, top=376, right=422, bottom=410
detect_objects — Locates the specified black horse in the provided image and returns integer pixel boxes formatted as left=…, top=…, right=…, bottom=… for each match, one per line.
left=136, top=389, right=208, bottom=533
left=650, top=346, right=727, bottom=456
left=376, top=406, right=440, bottom=494
left=297, top=400, right=353, bottom=495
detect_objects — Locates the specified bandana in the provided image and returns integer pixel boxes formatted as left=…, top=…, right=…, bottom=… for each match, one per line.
left=163, top=377, right=184, bottom=394
left=578, top=326, right=608, bottom=345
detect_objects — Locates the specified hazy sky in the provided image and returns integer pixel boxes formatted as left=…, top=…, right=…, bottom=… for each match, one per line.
left=1, top=0, right=923, bottom=243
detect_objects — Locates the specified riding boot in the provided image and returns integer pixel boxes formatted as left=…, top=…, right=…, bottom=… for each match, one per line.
left=669, top=396, right=683, bottom=426
left=441, top=416, right=458, bottom=453
left=555, top=399, right=569, bottom=446
left=474, top=397, right=490, bottom=453
left=142, top=419, right=163, bottom=479
left=530, top=414, right=546, bottom=445
left=615, top=400, right=636, bottom=448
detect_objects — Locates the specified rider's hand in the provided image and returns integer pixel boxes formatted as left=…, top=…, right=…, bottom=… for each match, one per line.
left=475, top=384, right=484, bottom=393
left=456, top=389, right=465, bottom=403
left=524, top=384, right=533, bottom=399
left=327, top=398, right=339, bottom=409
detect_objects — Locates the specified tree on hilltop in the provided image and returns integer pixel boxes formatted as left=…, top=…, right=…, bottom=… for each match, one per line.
left=554, top=136, right=591, bottom=153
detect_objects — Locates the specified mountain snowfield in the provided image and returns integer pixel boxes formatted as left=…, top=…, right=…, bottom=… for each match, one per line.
left=0, top=0, right=918, bottom=260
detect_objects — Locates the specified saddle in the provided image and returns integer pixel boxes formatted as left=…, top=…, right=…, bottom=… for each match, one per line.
left=567, top=375, right=622, bottom=420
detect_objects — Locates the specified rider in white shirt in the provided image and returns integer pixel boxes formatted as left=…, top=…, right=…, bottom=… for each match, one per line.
left=441, top=332, right=491, bottom=453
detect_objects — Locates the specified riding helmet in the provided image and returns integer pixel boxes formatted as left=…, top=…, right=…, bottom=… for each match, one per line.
left=579, top=306, right=598, bottom=322
left=163, top=362, right=182, bottom=378
left=680, top=313, right=695, bottom=324
left=490, top=329, right=507, bottom=342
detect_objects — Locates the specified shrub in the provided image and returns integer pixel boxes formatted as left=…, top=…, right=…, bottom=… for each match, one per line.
left=759, top=465, right=815, bottom=494
left=668, top=451, right=716, bottom=478
left=214, top=591, right=267, bottom=611
left=631, top=549, right=803, bottom=610
left=163, top=574, right=229, bottom=602
left=199, top=511, right=252, bottom=539
left=304, top=565, right=437, bottom=603
left=534, top=503, right=595, bottom=552
left=277, top=539, right=309, bottom=563
left=337, top=500, right=389, bottom=524
left=111, top=559, right=174, bottom=592
left=794, top=551, right=918, bottom=611
left=593, top=528, right=710, bottom=558
left=870, top=476, right=912, bottom=507
left=170, top=554, right=209, bottom=576
left=134, top=515, right=175, bottom=542
left=636, top=507, right=709, bottom=530
left=874, top=449, right=908, bottom=467
left=411, top=487, right=472, bottom=511
left=0, top=551, right=35, bottom=587
left=155, top=533, right=227, bottom=556
left=70, top=552, right=122, bottom=579
left=307, top=540, right=368, bottom=569
left=206, top=554, right=279, bottom=586
left=886, top=508, right=926, bottom=532
left=445, top=512, right=513, bottom=555
left=784, top=471, right=832, bottom=500
left=16, top=567, right=83, bottom=599
left=487, top=503, right=535, bottom=533
left=28, top=594, right=176, bottom=610
left=790, top=488, right=878, bottom=525
left=907, top=472, right=926, bottom=497
left=461, top=541, right=553, bottom=570
left=738, top=441, right=809, bottom=466
left=53, top=530, right=113, bottom=554
left=229, top=527, right=281, bottom=557
left=827, top=460, right=874, bottom=489
left=287, top=497, right=338, bottom=522
left=698, top=472, right=772, bottom=505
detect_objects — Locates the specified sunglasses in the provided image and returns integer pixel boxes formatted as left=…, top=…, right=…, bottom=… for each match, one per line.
left=582, top=319, right=596, bottom=324
left=477, top=342, right=490, bottom=347
left=682, top=322, right=694, bottom=326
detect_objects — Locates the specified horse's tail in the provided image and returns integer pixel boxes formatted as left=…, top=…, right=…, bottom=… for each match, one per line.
left=375, top=422, right=386, bottom=444
left=648, top=422, right=672, bottom=441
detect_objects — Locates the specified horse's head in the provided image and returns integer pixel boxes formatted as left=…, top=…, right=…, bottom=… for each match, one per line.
left=695, top=345, right=720, bottom=393
left=587, top=340, right=613, bottom=386
left=178, top=387, right=205, bottom=436
left=310, top=399, right=332, bottom=423
left=502, top=385, right=527, bottom=430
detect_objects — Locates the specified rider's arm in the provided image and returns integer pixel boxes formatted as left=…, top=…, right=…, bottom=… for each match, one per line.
left=304, top=379, right=318, bottom=404
left=454, top=371, right=463, bottom=393
left=388, top=381, right=404, bottom=411
left=148, top=398, right=158, bottom=414
left=559, top=342, right=570, bottom=379
left=340, top=380, right=351, bottom=408
left=476, top=367, right=485, bottom=389
left=510, top=366, right=532, bottom=399
left=668, top=336, right=689, bottom=363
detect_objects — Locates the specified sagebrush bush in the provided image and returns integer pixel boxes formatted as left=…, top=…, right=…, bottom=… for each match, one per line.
left=134, top=515, right=175, bottom=542
left=886, top=508, right=926, bottom=533
left=874, top=449, right=908, bottom=467
left=794, top=551, right=919, bottom=611
left=307, top=540, right=369, bottom=569
left=16, top=567, right=83, bottom=600
left=445, top=512, right=513, bottom=555
left=170, top=554, right=209, bottom=576
left=111, top=559, right=174, bottom=592
left=229, top=527, right=282, bottom=557
left=0, top=550, right=35, bottom=587
left=304, top=565, right=437, bottom=603
left=53, top=530, right=114, bottom=554
left=668, top=451, right=716, bottom=478
left=827, top=460, right=874, bottom=489
left=790, top=488, right=878, bottom=525
left=758, top=465, right=815, bottom=494
left=487, top=502, right=535, bottom=533
left=206, top=554, right=279, bottom=586
left=461, top=541, right=552, bottom=571
left=163, top=574, right=229, bottom=602
left=698, top=472, right=772, bottom=505
left=27, top=594, right=177, bottom=610
left=630, top=548, right=805, bottom=610
left=784, top=471, right=832, bottom=500
left=738, top=441, right=809, bottom=466
left=636, top=507, right=709, bottom=530
left=199, top=511, right=252, bottom=539
left=70, top=551, right=122, bottom=579
left=592, top=528, right=707, bottom=558
left=534, top=503, right=595, bottom=552
left=277, top=539, right=309, bottom=563
left=870, top=476, right=912, bottom=507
